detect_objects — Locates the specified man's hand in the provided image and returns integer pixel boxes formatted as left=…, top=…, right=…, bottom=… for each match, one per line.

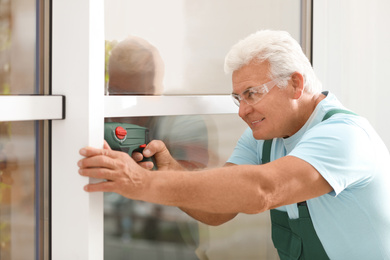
left=132, top=140, right=185, bottom=171
left=78, top=141, right=150, bottom=200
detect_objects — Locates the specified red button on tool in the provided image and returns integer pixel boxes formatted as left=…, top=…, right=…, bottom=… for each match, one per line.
left=139, top=144, right=147, bottom=148
left=115, top=126, right=127, bottom=140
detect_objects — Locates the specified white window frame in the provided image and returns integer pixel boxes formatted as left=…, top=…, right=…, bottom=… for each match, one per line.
left=51, top=1, right=105, bottom=259
left=0, top=96, right=64, bottom=121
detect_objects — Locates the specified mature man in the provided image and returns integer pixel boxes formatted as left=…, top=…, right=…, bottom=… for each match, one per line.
left=78, top=30, right=390, bottom=259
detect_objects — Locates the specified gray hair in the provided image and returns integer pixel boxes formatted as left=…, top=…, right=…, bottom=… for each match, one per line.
left=224, top=30, right=322, bottom=94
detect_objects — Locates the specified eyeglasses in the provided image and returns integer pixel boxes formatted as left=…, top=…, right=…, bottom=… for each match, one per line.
left=231, top=78, right=282, bottom=107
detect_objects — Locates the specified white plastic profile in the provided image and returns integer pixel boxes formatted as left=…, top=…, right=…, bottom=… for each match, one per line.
left=104, top=95, right=238, bottom=117
left=0, top=95, right=65, bottom=121
left=51, top=0, right=105, bottom=259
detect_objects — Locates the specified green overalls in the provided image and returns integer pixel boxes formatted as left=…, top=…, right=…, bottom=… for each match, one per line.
left=262, top=109, right=356, bottom=260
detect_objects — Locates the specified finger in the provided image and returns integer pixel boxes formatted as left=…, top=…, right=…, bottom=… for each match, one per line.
left=79, top=146, right=118, bottom=159
left=103, top=140, right=112, bottom=150
left=144, top=140, right=168, bottom=157
left=132, top=152, right=143, bottom=162
left=84, top=181, right=117, bottom=193
left=79, top=167, right=117, bottom=181
left=78, top=154, right=119, bottom=170
left=132, top=152, right=154, bottom=169
left=138, top=161, right=154, bottom=170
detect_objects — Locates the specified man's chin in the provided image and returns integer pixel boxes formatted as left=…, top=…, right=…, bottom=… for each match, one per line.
left=252, top=132, right=269, bottom=141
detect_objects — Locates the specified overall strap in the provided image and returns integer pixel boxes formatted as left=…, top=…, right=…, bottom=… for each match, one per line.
left=322, top=109, right=357, bottom=121
left=262, top=139, right=273, bottom=164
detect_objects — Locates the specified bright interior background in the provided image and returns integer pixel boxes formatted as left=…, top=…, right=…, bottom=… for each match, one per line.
left=313, top=0, right=390, bottom=148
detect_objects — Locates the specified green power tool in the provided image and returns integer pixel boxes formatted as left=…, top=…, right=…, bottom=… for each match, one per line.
left=104, top=122, right=155, bottom=166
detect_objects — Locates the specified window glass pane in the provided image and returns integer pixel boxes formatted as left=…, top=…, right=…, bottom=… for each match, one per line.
left=0, top=121, right=44, bottom=259
left=104, top=0, right=301, bottom=95
left=0, top=0, right=37, bottom=94
left=104, top=114, right=278, bottom=259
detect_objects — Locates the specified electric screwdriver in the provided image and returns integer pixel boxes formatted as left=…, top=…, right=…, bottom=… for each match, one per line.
left=104, top=122, right=155, bottom=167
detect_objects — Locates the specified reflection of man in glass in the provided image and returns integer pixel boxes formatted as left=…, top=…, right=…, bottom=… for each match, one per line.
left=106, top=36, right=209, bottom=169
left=105, top=36, right=209, bottom=250
left=107, top=36, right=163, bottom=95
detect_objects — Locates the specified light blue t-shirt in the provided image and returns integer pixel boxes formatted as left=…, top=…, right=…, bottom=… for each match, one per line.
left=227, top=92, right=390, bottom=259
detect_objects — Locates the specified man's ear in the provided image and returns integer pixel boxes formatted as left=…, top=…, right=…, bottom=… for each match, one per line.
left=291, top=72, right=304, bottom=99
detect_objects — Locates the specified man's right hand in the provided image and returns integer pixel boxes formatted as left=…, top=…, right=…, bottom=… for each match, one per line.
left=132, top=140, right=185, bottom=171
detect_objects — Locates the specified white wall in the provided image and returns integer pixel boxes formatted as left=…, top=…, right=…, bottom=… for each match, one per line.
left=313, top=0, right=390, bottom=148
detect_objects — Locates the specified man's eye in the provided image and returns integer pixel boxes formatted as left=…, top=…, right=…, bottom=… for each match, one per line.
left=246, top=89, right=257, bottom=99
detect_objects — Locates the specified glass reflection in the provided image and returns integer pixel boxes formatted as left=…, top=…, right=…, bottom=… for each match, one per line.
left=0, top=121, right=37, bottom=259
left=106, top=37, right=164, bottom=95
left=104, top=114, right=278, bottom=259
left=104, top=35, right=212, bottom=258
left=104, top=113, right=209, bottom=259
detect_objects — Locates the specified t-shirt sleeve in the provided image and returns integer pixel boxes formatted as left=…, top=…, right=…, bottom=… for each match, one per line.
left=289, top=116, right=375, bottom=196
left=227, top=127, right=261, bottom=165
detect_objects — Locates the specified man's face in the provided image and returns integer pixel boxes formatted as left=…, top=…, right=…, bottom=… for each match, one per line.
left=232, top=60, right=293, bottom=140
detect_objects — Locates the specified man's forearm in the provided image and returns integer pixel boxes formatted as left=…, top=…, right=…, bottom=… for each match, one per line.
left=78, top=145, right=268, bottom=215
left=180, top=207, right=237, bottom=226
left=144, top=165, right=269, bottom=215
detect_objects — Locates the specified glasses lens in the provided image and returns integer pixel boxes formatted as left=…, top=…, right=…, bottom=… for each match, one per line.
left=242, top=87, right=264, bottom=106
left=231, top=95, right=240, bottom=107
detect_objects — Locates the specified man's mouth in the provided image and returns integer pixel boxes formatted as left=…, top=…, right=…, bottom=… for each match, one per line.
left=251, top=118, right=265, bottom=126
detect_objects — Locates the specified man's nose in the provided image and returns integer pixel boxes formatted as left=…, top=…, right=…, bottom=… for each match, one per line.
left=238, top=102, right=253, bottom=118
